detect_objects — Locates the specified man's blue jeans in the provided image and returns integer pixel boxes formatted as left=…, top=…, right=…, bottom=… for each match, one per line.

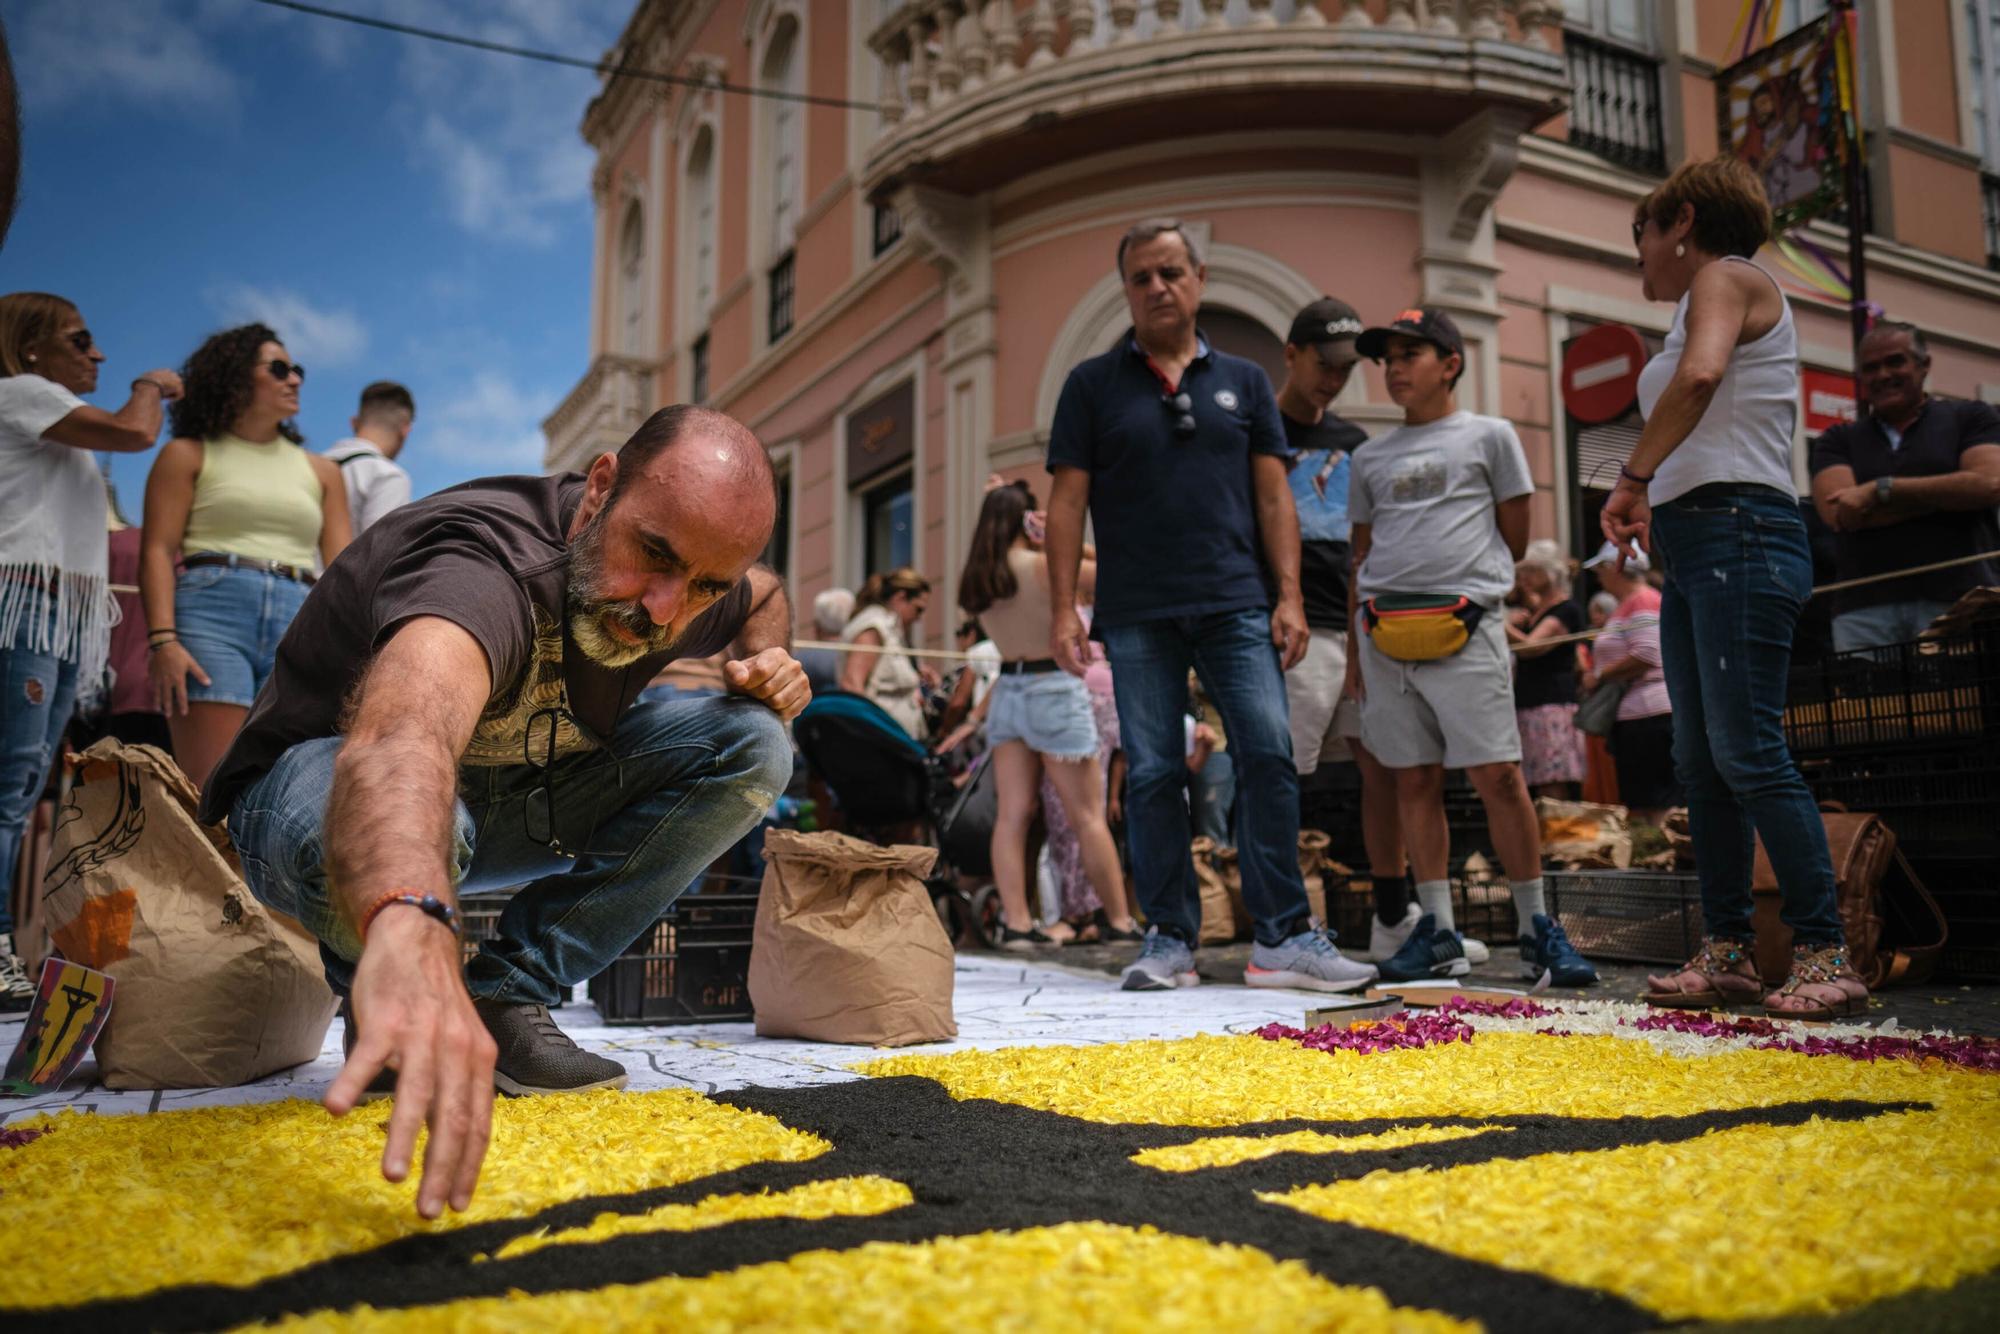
left=228, top=695, right=792, bottom=1004
left=1652, top=488, right=1843, bottom=946
left=1100, top=608, right=1311, bottom=947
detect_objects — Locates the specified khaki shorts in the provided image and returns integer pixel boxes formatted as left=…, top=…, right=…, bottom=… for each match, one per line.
left=1285, top=627, right=1363, bottom=774
left=1355, top=611, right=1522, bottom=770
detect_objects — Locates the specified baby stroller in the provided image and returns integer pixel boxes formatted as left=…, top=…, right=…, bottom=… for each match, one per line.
left=793, top=689, right=1000, bottom=945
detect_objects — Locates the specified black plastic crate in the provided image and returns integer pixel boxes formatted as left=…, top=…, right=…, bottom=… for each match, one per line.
left=459, top=888, right=518, bottom=970
left=1908, top=855, right=2000, bottom=981
left=1798, top=747, right=2000, bottom=861
left=588, top=889, right=758, bottom=1025
left=1545, top=870, right=1704, bottom=965
left=1785, top=622, right=2000, bottom=756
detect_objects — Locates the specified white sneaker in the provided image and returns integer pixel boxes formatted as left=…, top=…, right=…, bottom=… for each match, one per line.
left=0, top=932, right=35, bottom=1014
left=1458, top=935, right=1491, bottom=965
left=1367, top=903, right=1422, bottom=963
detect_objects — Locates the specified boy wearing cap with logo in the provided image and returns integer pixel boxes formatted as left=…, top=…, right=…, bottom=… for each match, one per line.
left=1275, top=297, right=1418, bottom=964
left=1344, top=306, right=1596, bottom=986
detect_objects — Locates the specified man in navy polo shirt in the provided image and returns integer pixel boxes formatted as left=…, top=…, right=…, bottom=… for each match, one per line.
left=1808, top=320, right=2000, bottom=651
left=1044, top=217, right=1378, bottom=994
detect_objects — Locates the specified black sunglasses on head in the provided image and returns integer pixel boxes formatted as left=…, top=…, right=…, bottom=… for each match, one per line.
left=1161, top=390, right=1196, bottom=438
left=64, top=329, right=96, bottom=354
left=264, top=358, right=306, bottom=384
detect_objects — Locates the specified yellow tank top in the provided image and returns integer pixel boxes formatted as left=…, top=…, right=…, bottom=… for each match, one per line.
left=182, top=433, right=324, bottom=568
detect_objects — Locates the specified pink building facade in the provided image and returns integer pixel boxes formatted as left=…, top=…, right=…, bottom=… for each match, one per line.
left=544, top=0, right=2000, bottom=644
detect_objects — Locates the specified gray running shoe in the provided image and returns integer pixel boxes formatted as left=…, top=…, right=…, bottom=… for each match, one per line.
left=1245, top=926, right=1380, bottom=993
left=1119, top=927, right=1199, bottom=991
left=475, top=999, right=629, bottom=1095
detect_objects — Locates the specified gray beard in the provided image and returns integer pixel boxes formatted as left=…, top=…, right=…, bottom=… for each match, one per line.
left=566, top=509, right=680, bottom=668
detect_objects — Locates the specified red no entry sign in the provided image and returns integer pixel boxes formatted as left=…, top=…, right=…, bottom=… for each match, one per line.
left=1562, top=324, right=1648, bottom=424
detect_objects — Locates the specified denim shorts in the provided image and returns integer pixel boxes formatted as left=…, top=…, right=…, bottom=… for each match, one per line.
left=175, top=563, right=311, bottom=707
left=985, top=671, right=1099, bottom=759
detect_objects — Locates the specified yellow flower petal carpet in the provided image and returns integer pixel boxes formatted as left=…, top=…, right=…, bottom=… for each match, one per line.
left=3, top=999, right=1997, bottom=1331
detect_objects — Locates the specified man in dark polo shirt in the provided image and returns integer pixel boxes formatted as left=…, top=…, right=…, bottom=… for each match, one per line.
left=1045, top=217, right=1377, bottom=995
left=200, top=405, right=803, bottom=1220
left=1810, top=320, right=2000, bottom=651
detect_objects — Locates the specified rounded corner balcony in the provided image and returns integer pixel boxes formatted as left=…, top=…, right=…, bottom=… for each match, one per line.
left=861, top=0, right=1573, bottom=201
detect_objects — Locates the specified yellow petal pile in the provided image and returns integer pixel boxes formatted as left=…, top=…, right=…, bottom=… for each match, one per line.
left=1266, top=1105, right=2000, bottom=1321
left=0, top=1089, right=827, bottom=1309
left=487, top=1176, right=915, bottom=1262
left=275, top=1223, right=1479, bottom=1333
left=859, top=1030, right=1989, bottom=1124
left=1134, top=1124, right=1511, bottom=1172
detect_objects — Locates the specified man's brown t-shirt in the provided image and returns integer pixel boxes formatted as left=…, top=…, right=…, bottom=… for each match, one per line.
left=199, top=473, right=751, bottom=824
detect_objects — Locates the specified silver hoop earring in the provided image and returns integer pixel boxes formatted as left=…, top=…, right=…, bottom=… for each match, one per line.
left=1675, top=243, right=1686, bottom=258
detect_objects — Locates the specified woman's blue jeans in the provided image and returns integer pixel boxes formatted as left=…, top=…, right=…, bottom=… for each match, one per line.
left=1651, top=487, right=1842, bottom=946
left=1, top=596, right=81, bottom=935
left=227, top=694, right=792, bottom=1004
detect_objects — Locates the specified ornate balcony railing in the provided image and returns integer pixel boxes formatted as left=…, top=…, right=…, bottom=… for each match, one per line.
left=861, top=1, right=1571, bottom=196
left=541, top=353, right=658, bottom=474
left=1562, top=30, right=1665, bottom=174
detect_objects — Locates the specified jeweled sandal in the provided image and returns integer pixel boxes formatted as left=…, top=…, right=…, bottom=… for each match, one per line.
left=1643, top=937, right=1764, bottom=1010
left=1764, top=942, right=1869, bottom=1021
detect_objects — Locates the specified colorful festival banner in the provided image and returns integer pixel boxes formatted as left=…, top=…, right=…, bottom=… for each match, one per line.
left=1716, top=15, right=1848, bottom=233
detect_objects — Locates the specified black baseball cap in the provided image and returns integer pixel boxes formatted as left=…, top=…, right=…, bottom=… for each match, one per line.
left=1286, top=297, right=1364, bottom=362
left=1356, top=305, right=1466, bottom=363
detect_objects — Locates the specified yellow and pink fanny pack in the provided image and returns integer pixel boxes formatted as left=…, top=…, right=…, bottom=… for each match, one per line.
left=1360, top=593, right=1484, bottom=663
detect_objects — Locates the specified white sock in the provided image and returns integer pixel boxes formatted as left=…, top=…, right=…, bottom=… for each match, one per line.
left=1415, top=880, right=1454, bottom=933
left=1511, top=877, right=1547, bottom=938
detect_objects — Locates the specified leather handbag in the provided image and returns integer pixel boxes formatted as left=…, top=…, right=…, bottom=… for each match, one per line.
left=1750, top=808, right=1948, bottom=988
left=1574, top=680, right=1627, bottom=737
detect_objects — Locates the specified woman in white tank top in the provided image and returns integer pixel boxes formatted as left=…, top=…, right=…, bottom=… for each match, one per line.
left=1602, top=156, right=1865, bottom=1021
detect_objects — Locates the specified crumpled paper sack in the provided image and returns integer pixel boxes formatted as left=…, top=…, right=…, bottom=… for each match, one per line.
left=748, top=830, right=956, bottom=1046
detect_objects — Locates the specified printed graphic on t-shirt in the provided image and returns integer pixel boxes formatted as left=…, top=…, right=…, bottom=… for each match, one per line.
left=462, top=604, right=596, bottom=765
left=1388, top=453, right=1447, bottom=503
left=1289, top=448, right=1351, bottom=544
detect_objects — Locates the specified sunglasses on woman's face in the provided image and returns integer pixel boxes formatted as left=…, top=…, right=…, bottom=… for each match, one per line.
left=264, top=359, right=306, bottom=384
left=63, top=329, right=96, bottom=354
left=1630, top=219, right=1648, bottom=250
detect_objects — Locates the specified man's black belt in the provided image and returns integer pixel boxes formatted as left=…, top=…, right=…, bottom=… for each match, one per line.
left=999, top=658, right=1061, bottom=675
left=184, top=552, right=317, bottom=586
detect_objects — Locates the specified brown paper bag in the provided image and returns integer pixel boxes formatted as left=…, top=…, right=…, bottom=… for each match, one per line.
left=1191, top=837, right=1239, bottom=944
left=40, top=740, right=337, bottom=1089
left=748, top=829, right=955, bottom=1046
left=1535, top=798, right=1633, bottom=869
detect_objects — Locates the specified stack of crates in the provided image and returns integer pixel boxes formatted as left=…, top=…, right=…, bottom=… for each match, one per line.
left=1786, top=620, right=2000, bottom=979
left=586, top=873, right=760, bottom=1024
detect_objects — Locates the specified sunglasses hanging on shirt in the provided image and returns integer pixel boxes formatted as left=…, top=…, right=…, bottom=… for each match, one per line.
left=1161, top=391, right=1196, bottom=437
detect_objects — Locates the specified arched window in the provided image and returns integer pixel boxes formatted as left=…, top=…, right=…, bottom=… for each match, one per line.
left=683, top=126, right=717, bottom=333
left=1199, top=305, right=1286, bottom=392
left=763, top=18, right=802, bottom=255
left=618, top=201, right=645, bottom=356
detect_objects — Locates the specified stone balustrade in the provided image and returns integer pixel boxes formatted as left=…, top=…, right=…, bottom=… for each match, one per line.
left=541, top=353, right=660, bottom=474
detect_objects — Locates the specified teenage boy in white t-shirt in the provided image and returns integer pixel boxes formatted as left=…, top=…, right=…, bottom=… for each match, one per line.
left=1342, top=306, right=1596, bottom=987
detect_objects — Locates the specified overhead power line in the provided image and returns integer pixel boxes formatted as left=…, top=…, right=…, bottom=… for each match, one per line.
left=248, top=0, right=887, bottom=113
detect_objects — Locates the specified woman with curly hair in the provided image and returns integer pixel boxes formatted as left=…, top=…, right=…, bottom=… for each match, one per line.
left=140, top=323, right=351, bottom=789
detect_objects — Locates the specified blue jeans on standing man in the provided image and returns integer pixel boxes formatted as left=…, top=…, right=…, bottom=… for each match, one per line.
left=1651, top=486, right=1843, bottom=946
left=228, top=694, right=792, bottom=1004
left=1099, top=608, right=1312, bottom=948
left=1, top=594, right=82, bottom=935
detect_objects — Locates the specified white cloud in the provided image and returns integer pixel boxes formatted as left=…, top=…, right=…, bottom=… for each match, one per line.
left=10, top=0, right=242, bottom=112
left=207, top=283, right=370, bottom=367
left=420, top=372, right=558, bottom=470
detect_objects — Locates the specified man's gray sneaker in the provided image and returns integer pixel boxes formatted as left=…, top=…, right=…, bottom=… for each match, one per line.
left=1119, top=927, right=1199, bottom=991
left=475, top=999, right=628, bottom=1095
left=1245, top=926, right=1379, bottom=993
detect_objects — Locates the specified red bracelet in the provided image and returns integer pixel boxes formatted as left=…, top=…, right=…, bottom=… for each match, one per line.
left=358, top=889, right=461, bottom=940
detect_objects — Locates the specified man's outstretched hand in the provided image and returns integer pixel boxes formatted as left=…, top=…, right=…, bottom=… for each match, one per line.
left=726, top=647, right=811, bottom=720
left=326, top=908, right=497, bottom=1220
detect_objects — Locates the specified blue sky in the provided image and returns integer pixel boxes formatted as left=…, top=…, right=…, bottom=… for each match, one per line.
left=2, top=0, right=631, bottom=517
